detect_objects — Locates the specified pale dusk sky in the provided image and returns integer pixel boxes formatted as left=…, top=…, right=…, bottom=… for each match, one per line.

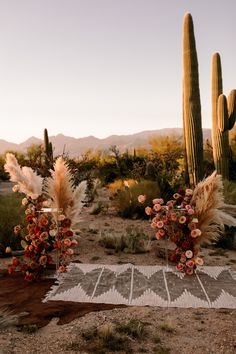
left=0, top=0, right=235, bottom=143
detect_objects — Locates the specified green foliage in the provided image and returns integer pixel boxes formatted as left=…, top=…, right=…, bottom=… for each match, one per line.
left=116, top=318, right=147, bottom=340
left=0, top=194, right=25, bottom=254
left=113, top=180, right=160, bottom=218
left=0, top=156, right=9, bottom=180
left=98, top=226, right=150, bottom=254
left=223, top=180, right=236, bottom=204
left=80, top=324, right=130, bottom=353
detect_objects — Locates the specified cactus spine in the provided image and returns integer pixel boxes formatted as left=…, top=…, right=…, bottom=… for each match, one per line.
left=211, top=52, right=236, bottom=179
left=182, top=13, right=203, bottom=186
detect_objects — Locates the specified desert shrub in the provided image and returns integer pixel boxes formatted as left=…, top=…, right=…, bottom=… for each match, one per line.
left=116, top=318, right=147, bottom=339
left=214, top=226, right=236, bottom=250
left=90, top=201, right=108, bottom=215
left=98, top=231, right=126, bottom=252
left=223, top=180, right=236, bottom=204
left=113, top=180, right=160, bottom=218
left=0, top=308, right=21, bottom=328
left=108, top=179, right=137, bottom=196
left=98, top=227, right=150, bottom=254
left=0, top=194, right=25, bottom=254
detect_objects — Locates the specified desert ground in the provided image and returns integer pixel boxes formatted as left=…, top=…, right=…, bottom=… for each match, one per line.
left=0, top=182, right=236, bottom=354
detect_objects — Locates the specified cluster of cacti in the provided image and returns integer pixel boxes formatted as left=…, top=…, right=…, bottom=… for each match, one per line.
left=182, top=13, right=204, bottom=187
left=43, top=128, right=53, bottom=174
left=211, top=52, right=236, bottom=179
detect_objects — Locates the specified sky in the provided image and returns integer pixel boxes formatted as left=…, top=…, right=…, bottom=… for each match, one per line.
left=0, top=0, right=235, bottom=143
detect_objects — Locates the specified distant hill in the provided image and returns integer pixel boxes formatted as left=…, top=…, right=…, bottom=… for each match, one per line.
left=0, top=128, right=212, bottom=157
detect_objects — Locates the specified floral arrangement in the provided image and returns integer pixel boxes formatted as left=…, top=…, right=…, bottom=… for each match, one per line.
left=138, top=171, right=236, bottom=275
left=138, top=189, right=203, bottom=274
left=4, top=153, right=86, bottom=281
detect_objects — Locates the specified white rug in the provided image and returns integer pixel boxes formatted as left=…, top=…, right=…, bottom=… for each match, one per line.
left=43, top=263, right=236, bottom=308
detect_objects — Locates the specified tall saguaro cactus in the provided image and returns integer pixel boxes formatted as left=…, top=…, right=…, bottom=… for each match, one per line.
left=213, top=91, right=236, bottom=179
left=211, top=51, right=236, bottom=179
left=182, top=13, right=203, bottom=186
left=211, top=52, right=223, bottom=171
left=43, top=128, right=53, bottom=175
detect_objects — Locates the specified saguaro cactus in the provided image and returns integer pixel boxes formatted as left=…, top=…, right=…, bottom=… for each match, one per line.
left=216, top=94, right=229, bottom=178
left=211, top=52, right=223, bottom=170
left=182, top=13, right=203, bottom=186
left=43, top=128, right=53, bottom=175
left=211, top=51, right=236, bottom=179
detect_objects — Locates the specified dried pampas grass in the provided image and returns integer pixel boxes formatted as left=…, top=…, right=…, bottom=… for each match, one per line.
left=191, top=171, right=236, bottom=246
left=44, top=157, right=86, bottom=227
left=4, top=153, right=43, bottom=199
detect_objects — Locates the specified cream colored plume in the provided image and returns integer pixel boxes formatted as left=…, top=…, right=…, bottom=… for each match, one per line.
left=67, top=180, right=87, bottom=227
left=191, top=171, right=236, bottom=246
left=4, top=153, right=43, bottom=199
left=44, top=157, right=86, bottom=226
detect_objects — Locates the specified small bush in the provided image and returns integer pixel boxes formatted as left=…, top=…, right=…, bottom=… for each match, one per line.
left=214, top=226, right=236, bottom=250
left=90, top=201, right=108, bottom=215
left=159, top=322, right=175, bottom=333
left=81, top=323, right=130, bottom=353
left=98, top=227, right=150, bottom=254
left=116, top=318, right=147, bottom=340
left=0, top=308, right=19, bottom=328
left=98, top=231, right=126, bottom=253
left=0, top=194, right=25, bottom=254
left=223, top=180, right=236, bottom=205
left=113, top=180, right=160, bottom=218
left=108, top=179, right=137, bottom=195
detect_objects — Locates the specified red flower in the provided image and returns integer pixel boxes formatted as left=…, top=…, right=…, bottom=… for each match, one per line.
left=181, top=241, right=191, bottom=250
left=26, top=215, right=33, bottom=222
left=8, top=265, right=16, bottom=274
left=24, top=272, right=34, bottom=282
left=65, top=230, right=73, bottom=237
left=12, top=257, right=20, bottom=267
left=61, top=218, right=71, bottom=228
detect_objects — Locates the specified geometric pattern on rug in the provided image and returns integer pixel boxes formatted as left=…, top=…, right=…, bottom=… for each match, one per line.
left=43, top=263, right=236, bottom=308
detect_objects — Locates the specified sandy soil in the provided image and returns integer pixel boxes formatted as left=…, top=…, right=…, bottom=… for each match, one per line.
left=0, top=187, right=236, bottom=354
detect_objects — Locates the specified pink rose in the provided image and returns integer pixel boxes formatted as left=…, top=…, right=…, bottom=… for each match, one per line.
left=39, top=255, right=47, bottom=266
left=185, top=250, right=193, bottom=258
left=186, top=259, right=195, bottom=268
left=14, top=225, right=21, bottom=235
left=195, top=257, right=204, bottom=266
left=170, top=213, right=177, bottom=221
left=138, top=195, right=146, bottom=204
left=153, top=203, right=162, bottom=212
left=65, top=248, right=74, bottom=256
left=145, top=206, right=152, bottom=215
left=70, top=239, right=78, bottom=247
left=63, top=239, right=72, bottom=247
left=191, top=229, right=201, bottom=238
left=185, top=189, right=193, bottom=196
left=187, top=208, right=195, bottom=215
left=153, top=198, right=164, bottom=205
left=176, top=263, right=184, bottom=271
left=156, top=221, right=164, bottom=228
left=186, top=267, right=194, bottom=275
left=179, top=216, right=186, bottom=224
left=58, top=265, right=67, bottom=273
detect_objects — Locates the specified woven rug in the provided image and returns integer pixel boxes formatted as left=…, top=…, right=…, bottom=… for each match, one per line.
left=43, top=263, right=236, bottom=308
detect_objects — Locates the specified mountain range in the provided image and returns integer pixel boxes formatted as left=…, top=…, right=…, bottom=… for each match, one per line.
left=0, top=128, right=212, bottom=157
